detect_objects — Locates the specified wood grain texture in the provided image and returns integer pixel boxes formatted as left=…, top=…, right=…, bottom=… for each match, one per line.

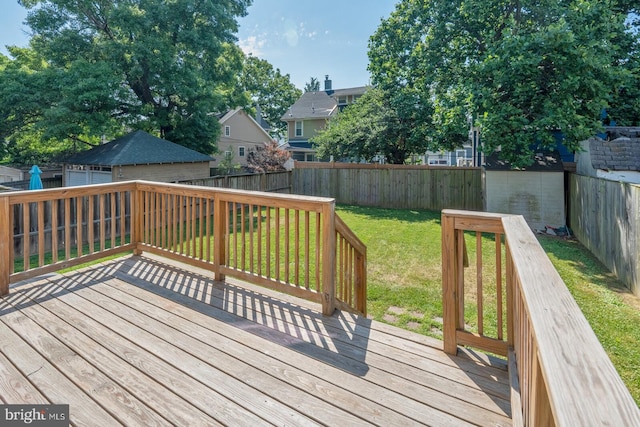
left=502, top=214, right=640, bottom=426
left=0, top=255, right=512, bottom=427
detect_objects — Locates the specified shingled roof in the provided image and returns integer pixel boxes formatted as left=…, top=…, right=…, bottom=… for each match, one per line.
left=590, top=137, right=640, bottom=171
left=281, top=91, right=337, bottom=121
left=484, top=150, right=564, bottom=172
left=64, top=130, right=213, bottom=166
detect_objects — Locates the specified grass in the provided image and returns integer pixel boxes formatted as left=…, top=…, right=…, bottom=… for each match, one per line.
left=335, top=204, right=640, bottom=405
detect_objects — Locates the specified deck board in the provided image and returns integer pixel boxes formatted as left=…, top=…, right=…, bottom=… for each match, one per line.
left=0, top=255, right=512, bottom=426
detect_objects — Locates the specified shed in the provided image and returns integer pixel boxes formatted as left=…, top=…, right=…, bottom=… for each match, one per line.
left=63, top=130, right=213, bottom=186
left=484, top=151, right=565, bottom=231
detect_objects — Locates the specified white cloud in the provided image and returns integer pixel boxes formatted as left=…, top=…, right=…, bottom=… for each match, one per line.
left=238, top=35, right=267, bottom=56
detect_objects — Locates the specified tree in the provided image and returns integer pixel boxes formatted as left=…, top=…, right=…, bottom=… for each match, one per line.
left=217, top=146, right=241, bottom=175
left=240, top=55, right=302, bottom=138
left=311, top=87, right=435, bottom=164
left=304, top=77, right=320, bottom=92
left=0, top=0, right=251, bottom=159
left=368, top=0, right=639, bottom=166
left=246, top=141, right=290, bottom=173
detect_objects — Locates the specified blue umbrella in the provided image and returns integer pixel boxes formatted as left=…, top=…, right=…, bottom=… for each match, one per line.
left=29, top=165, right=43, bottom=190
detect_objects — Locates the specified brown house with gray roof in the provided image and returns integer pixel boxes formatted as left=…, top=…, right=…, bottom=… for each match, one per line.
left=63, top=130, right=213, bottom=186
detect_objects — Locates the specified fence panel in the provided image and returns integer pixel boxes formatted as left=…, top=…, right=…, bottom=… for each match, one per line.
left=293, top=162, right=482, bottom=210
left=569, top=174, right=640, bottom=296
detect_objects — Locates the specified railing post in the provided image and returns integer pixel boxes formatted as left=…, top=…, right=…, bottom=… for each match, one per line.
left=322, top=201, right=336, bottom=316
left=132, top=184, right=143, bottom=255
left=213, top=196, right=226, bottom=282
left=355, top=252, right=367, bottom=316
left=0, top=196, right=10, bottom=295
left=441, top=211, right=459, bottom=354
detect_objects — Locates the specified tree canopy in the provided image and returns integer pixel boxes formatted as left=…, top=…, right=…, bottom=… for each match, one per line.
left=304, top=77, right=320, bottom=92
left=0, top=0, right=252, bottom=159
left=240, top=55, right=302, bottom=138
left=368, top=0, right=640, bottom=166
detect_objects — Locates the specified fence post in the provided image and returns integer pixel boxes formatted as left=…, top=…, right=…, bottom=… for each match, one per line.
left=322, top=201, right=336, bottom=316
left=441, top=211, right=459, bottom=354
left=213, top=196, right=227, bottom=282
left=0, top=197, right=11, bottom=295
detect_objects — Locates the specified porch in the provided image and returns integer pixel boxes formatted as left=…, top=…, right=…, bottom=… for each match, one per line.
left=1, top=254, right=511, bottom=426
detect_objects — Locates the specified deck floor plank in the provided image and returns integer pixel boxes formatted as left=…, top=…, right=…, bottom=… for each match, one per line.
left=1, top=255, right=513, bottom=427
left=111, top=256, right=512, bottom=422
left=0, top=299, right=122, bottom=427
left=8, top=286, right=231, bottom=427
left=34, top=276, right=321, bottom=427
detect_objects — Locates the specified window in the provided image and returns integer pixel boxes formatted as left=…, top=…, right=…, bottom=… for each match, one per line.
left=225, top=126, right=231, bottom=137
left=224, top=150, right=232, bottom=160
left=295, top=121, right=303, bottom=137
left=337, top=96, right=347, bottom=105
left=238, top=146, right=245, bottom=157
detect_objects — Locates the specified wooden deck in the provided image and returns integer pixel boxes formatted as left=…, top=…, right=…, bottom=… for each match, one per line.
left=0, top=254, right=512, bottom=426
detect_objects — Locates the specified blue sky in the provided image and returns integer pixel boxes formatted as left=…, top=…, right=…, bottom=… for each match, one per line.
left=0, top=1, right=398, bottom=91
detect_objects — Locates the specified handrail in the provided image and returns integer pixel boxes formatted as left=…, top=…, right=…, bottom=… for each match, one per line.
left=442, top=209, right=640, bottom=426
left=0, top=180, right=367, bottom=316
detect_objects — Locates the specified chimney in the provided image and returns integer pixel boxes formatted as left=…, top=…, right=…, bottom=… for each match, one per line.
left=255, top=104, right=262, bottom=122
left=324, top=75, right=332, bottom=91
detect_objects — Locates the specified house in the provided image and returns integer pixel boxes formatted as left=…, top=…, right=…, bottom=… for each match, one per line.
left=0, top=165, right=24, bottom=183
left=484, top=150, right=565, bottom=231
left=281, top=76, right=368, bottom=161
left=575, top=127, right=640, bottom=184
left=212, top=107, right=275, bottom=169
left=63, top=130, right=213, bottom=186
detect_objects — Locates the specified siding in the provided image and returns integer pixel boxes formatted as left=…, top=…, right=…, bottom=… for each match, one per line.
left=485, top=170, right=565, bottom=231
left=118, top=163, right=210, bottom=183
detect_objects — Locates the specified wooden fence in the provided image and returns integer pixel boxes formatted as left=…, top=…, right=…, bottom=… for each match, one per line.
left=292, top=162, right=483, bottom=211
left=441, top=209, right=640, bottom=426
left=569, top=174, right=640, bottom=297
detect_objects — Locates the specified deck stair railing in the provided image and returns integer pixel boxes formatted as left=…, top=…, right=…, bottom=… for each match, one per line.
left=442, top=209, right=640, bottom=426
left=0, top=181, right=366, bottom=316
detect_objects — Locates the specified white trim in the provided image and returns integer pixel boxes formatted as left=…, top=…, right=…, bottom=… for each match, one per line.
left=225, top=125, right=231, bottom=137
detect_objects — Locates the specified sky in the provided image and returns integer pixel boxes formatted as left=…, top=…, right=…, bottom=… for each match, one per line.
left=0, top=1, right=399, bottom=91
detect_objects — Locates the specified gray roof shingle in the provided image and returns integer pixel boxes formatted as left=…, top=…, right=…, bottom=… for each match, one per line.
left=64, top=130, right=213, bottom=166
left=590, top=137, right=640, bottom=171
left=281, top=91, right=337, bottom=121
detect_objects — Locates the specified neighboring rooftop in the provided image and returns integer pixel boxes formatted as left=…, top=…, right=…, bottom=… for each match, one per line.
left=64, top=130, right=213, bottom=166
left=590, top=136, right=640, bottom=171
left=484, top=150, right=564, bottom=172
left=282, top=91, right=337, bottom=121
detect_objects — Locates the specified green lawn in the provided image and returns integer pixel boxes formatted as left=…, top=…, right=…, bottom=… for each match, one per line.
left=336, top=205, right=640, bottom=405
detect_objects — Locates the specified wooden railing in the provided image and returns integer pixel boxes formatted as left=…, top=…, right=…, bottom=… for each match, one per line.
left=0, top=181, right=367, bottom=316
left=442, top=209, right=640, bottom=426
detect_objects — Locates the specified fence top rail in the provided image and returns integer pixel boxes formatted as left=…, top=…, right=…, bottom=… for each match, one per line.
left=501, top=215, right=640, bottom=426
left=134, top=180, right=335, bottom=211
left=4, top=181, right=137, bottom=204
left=294, top=161, right=481, bottom=171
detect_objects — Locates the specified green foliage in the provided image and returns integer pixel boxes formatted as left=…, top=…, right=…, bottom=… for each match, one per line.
left=304, top=76, right=320, bottom=92
left=368, top=0, right=640, bottom=167
left=0, top=0, right=252, bottom=161
left=311, top=87, right=435, bottom=164
left=240, top=56, right=302, bottom=137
